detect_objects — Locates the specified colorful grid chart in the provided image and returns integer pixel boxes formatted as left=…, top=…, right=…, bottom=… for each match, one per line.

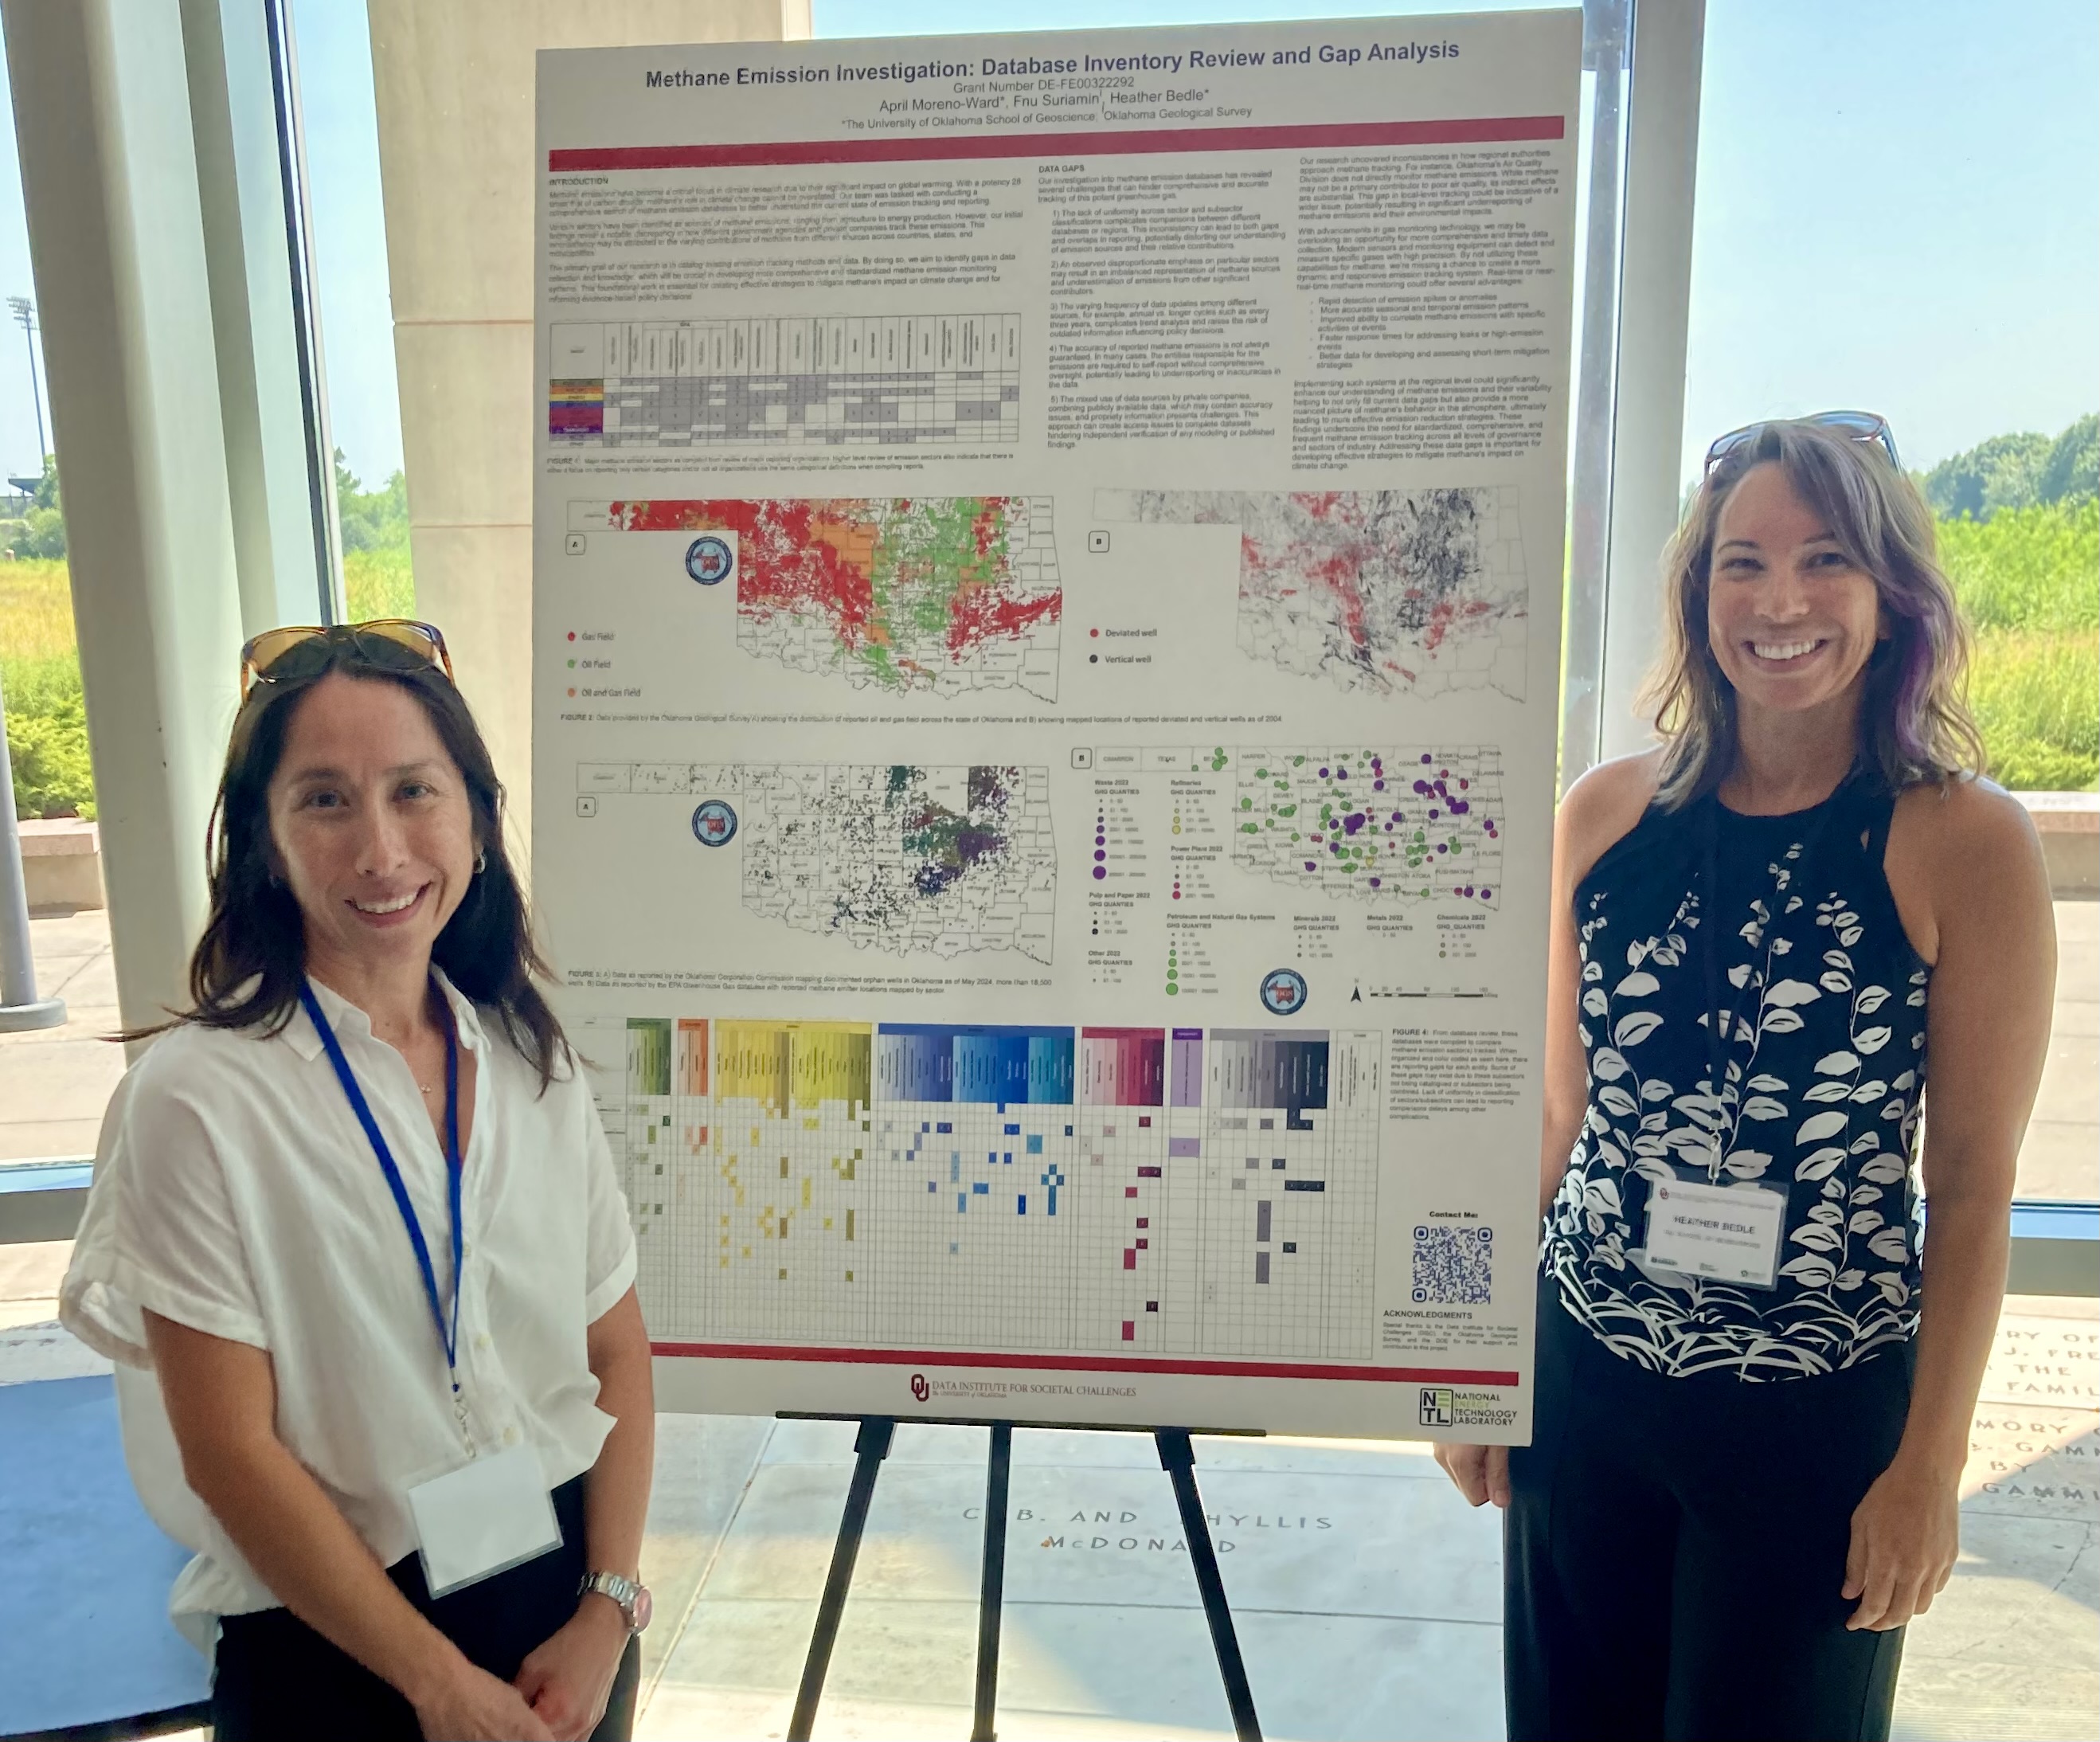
left=874, top=1024, right=1079, bottom=1352
left=607, top=1016, right=874, bottom=1344
left=592, top=1019, right=1382, bottom=1364
left=547, top=315, right=1021, bottom=448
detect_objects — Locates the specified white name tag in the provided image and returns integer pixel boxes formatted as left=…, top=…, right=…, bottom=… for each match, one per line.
left=1645, top=1179, right=1788, bottom=1288
left=407, top=1445, right=562, bottom=1599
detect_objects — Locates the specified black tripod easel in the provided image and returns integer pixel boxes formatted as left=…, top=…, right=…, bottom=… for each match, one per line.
left=782, top=1415, right=1263, bottom=1742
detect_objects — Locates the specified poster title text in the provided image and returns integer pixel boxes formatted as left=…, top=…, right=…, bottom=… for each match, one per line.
left=642, top=41, right=1462, bottom=90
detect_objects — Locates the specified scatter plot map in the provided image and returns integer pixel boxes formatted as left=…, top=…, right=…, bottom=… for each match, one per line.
left=1232, top=746, right=1504, bottom=906
left=600, top=495, right=1062, bottom=700
left=588, top=1018, right=1381, bottom=1361
left=1095, top=487, right=1527, bottom=701
left=1093, top=746, right=1505, bottom=907
left=577, top=761, right=1056, bottom=962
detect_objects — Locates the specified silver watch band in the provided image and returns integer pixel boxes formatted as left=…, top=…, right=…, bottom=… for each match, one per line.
left=580, top=1569, right=642, bottom=1630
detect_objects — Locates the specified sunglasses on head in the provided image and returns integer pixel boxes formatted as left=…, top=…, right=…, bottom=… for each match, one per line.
left=239, top=620, right=454, bottom=701
left=1704, top=410, right=1900, bottom=475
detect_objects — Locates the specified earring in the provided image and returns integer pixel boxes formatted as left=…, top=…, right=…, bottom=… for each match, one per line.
left=474, top=849, right=487, bottom=875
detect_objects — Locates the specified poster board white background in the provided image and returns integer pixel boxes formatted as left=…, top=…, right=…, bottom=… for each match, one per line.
left=533, top=11, right=1582, bottom=1440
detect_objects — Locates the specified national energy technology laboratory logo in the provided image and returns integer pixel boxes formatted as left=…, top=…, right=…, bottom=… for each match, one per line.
left=1418, top=1385, right=1517, bottom=1430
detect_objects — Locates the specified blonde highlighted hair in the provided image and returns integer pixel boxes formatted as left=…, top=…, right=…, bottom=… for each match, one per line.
left=1644, top=417, right=1985, bottom=809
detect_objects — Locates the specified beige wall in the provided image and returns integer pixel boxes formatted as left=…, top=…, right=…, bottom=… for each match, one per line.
left=366, top=0, right=811, bottom=869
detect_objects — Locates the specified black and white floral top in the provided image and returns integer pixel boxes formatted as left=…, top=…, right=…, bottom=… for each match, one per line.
left=1544, top=770, right=1929, bottom=1380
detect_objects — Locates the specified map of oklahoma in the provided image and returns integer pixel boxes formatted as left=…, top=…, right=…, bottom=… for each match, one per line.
left=577, top=761, right=1057, bottom=963
left=1096, top=487, right=1527, bottom=701
left=602, top=495, right=1062, bottom=700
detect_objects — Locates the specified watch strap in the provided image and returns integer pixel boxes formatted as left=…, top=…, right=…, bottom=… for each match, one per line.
left=580, top=1569, right=646, bottom=1631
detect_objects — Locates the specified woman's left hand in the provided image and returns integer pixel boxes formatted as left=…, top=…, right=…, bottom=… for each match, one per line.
left=1842, top=1454, right=1961, bottom=1631
left=514, top=1599, right=629, bottom=1740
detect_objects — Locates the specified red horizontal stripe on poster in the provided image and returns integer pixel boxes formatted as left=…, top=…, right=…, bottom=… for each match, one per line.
left=651, top=1340, right=1520, bottom=1387
left=549, top=115, right=1564, bottom=174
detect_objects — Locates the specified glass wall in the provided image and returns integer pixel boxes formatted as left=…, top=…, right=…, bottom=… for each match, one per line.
left=0, top=33, right=104, bottom=1165
left=289, top=0, right=413, bottom=620
left=0, top=1, right=414, bottom=838
left=1681, top=0, right=2098, bottom=799
left=1681, top=0, right=2098, bottom=1207
left=0, top=46, right=81, bottom=832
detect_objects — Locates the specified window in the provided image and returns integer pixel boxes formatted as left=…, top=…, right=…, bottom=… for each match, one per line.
left=1683, top=0, right=2098, bottom=802
left=289, top=0, right=414, bottom=620
left=1682, top=0, right=2099, bottom=1207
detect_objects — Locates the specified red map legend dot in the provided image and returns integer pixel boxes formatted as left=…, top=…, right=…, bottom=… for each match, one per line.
left=567, top=631, right=576, bottom=641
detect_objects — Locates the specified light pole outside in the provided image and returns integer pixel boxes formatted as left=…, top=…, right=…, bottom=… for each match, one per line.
left=0, top=296, right=62, bottom=1028
left=6, top=295, right=47, bottom=468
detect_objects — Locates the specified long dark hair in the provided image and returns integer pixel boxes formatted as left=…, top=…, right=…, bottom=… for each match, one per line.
left=1644, top=417, right=1985, bottom=808
left=139, top=634, right=569, bottom=1089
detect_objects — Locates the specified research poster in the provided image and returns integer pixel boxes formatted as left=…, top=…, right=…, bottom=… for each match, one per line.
left=533, top=11, right=1582, bottom=1440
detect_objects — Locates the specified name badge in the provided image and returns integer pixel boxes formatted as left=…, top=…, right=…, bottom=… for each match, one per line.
left=407, top=1445, right=562, bottom=1599
left=1644, top=1179, right=1788, bottom=1289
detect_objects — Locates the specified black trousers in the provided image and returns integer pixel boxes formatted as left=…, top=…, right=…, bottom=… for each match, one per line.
left=211, top=1474, right=640, bottom=1742
left=1505, top=1281, right=1914, bottom=1742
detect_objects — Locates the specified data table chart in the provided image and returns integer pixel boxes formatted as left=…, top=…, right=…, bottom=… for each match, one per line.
left=549, top=314, right=1021, bottom=448
left=589, top=1016, right=1381, bottom=1364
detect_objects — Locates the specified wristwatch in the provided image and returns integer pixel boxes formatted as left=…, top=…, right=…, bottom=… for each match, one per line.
left=580, top=1570, right=653, bottom=1634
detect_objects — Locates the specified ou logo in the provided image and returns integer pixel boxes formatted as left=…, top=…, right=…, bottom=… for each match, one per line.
left=909, top=1373, right=930, bottom=1403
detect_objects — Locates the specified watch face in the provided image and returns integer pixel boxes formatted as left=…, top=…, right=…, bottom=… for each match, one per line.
left=632, top=1585, right=653, bottom=1632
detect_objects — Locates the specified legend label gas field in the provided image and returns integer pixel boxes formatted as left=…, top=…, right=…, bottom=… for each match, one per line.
left=533, top=10, right=1581, bottom=1438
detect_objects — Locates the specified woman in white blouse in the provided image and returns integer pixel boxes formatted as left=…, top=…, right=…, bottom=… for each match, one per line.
left=62, top=621, right=654, bottom=1741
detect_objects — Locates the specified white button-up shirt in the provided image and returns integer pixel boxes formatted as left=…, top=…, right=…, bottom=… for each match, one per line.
left=61, top=972, right=635, bottom=1647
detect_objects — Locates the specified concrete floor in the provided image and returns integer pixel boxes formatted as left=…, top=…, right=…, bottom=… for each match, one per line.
left=6, top=902, right=2094, bottom=1198
left=2, top=1239, right=2092, bottom=1740
left=0, top=908, right=129, bottom=1163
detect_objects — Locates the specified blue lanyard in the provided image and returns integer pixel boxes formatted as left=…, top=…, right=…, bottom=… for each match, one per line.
left=299, top=981, right=464, bottom=1396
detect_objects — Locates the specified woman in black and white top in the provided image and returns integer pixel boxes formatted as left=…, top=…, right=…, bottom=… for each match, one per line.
left=64, top=621, right=653, bottom=1741
left=1435, top=417, right=2055, bottom=1740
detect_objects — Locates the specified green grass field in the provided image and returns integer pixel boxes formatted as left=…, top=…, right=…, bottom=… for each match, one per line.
left=5, top=515, right=2097, bottom=820
left=3, top=550, right=415, bottom=818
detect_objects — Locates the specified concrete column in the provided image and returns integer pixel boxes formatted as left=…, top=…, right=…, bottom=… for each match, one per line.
left=366, top=0, right=809, bottom=868
left=2, top=0, right=247, bottom=1045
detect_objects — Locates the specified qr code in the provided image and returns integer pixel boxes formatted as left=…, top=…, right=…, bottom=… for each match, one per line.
left=1411, top=1224, right=1494, bottom=1305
